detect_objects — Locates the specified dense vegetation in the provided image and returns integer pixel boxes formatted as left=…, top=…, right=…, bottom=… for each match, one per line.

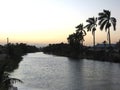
left=0, top=43, right=39, bottom=59
left=43, top=41, right=120, bottom=62
left=0, top=43, right=39, bottom=90
left=0, top=59, right=23, bottom=90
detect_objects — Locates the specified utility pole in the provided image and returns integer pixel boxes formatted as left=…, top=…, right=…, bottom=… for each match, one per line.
left=6, top=37, right=9, bottom=58
left=7, top=37, right=9, bottom=44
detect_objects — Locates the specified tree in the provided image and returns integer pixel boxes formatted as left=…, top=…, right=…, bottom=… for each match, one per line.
left=0, top=65, right=23, bottom=90
left=2, top=72, right=23, bottom=88
left=67, top=24, right=86, bottom=46
left=75, top=24, right=86, bottom=45
left=67, top=24, right=86, bottom=54
left=0, top=72, right=23, bottom=90
left=67, top=33, right=76, bottom=46
left=98, top=9, right=117, bottom=46
left=85, top=17, right=97, bottom=48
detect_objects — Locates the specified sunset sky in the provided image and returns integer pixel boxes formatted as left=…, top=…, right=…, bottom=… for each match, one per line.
left=0, top=0, right=120, bottom=46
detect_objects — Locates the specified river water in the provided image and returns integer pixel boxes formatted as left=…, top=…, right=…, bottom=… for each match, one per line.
left=11, top=52, right=120, bottom=90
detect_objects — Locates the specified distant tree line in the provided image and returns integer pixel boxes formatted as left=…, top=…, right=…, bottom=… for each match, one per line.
left=4, top=43, right=39, bottom=59
left=0, top=43, right=40, bottom=58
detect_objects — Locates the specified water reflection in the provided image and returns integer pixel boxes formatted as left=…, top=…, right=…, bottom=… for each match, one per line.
left=67, top=59, right=84, bottom=90
left=0, top=58, right=22, bottom=90
left=67, top=59, right=120, bottom=90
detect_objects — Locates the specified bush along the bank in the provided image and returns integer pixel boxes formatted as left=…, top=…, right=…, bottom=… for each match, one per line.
left=5, top=43, right=39, bottom=59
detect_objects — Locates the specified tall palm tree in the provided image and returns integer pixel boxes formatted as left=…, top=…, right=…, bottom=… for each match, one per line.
left=85, top=17, right=97, bottom=48
left=76, top=24, right=86, bottom=45
left=98, top=9, right=117, bottom=46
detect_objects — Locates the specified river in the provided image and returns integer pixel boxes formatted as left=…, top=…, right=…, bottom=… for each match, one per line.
left=11, top=52, right=120, bottom=90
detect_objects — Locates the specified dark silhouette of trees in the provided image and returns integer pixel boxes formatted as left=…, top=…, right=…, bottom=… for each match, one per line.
left=75, top=24, right=86, bottom=45
left=98, top=9, right=117, bottom=46
left=1, top=72, right=22, bottom=90
left=0, top=65, right=23, bottom=90
left=67, top=24, right=86, bottom=47
left=67, top=33, right=77, bottom=47
left=42, top=9, right=120, bottom=62
left=85, top=17, right=97, bottom=48
left=67, top=24, right=86, bottom=54
left=116, top=40, right=120, bottom=54
left=6, top=43, right=39, bottom=59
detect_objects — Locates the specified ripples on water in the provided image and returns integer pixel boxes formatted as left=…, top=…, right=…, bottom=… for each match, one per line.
left=12, top=52, right=120, bottom=90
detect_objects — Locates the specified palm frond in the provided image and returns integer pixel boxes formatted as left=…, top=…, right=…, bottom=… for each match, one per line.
left=84, top=24, right=91, bottom=31
left=85, top=17, right=97, bottom=32
left=82, top=30, right=87, bottom=36
left=105, top=22, right=111, bottom=31
left=98, top=18, right=105, bottom=25
left=9, top=78, right=23, bottom=84
left=100, top=20, right=107, bottom=30
left=95, top=17, right=97, bottom=22
left=98, top=11, right=106, bottom=20
left=98, top=12, right=105, bottom=16
left=111, top=17, right=117, bottom=22
left=94, top=17, right=97, bottom=24
left=111, top=17, right=117, bottom=30
left=3, top=78, right=23, bottom=85
left=98, top=15, right=106, bottom=20
left=76, top=24, right=83, bottom=30
left=103, top=9, right=111, bottom=18
left=86, top=19, right=92, bottom=24
left=87, top=18, right=94, bottom=23
left=113, top=23, right=116, bottom=30
left=84, top=24, right=89, bottom=28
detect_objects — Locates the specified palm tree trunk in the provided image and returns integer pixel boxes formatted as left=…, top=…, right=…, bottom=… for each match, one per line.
left=93, top=32, right=95, bottom=48
left=108, top=28, right=111, bottom=46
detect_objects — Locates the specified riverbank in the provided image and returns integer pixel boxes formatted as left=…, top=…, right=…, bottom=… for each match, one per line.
left=0, top=43, right=40, bottom=90
left=43, top=51, right=120, bottom=63
left=42, top=43, right=120, bottom=63
left=0, top=54, right=6, bottom=61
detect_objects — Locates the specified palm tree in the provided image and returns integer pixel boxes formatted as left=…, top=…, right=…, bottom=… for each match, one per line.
left=76, top=24, right=86, bottom=45
left=0, top=65, right=23, bottom=90
left=85, top=17, right=97, bottom=48
left=98, top=9, right=117, bottom=46
left=1, top=72, right=23, bottom=90
left=67, top=33, right=76, bottom=46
